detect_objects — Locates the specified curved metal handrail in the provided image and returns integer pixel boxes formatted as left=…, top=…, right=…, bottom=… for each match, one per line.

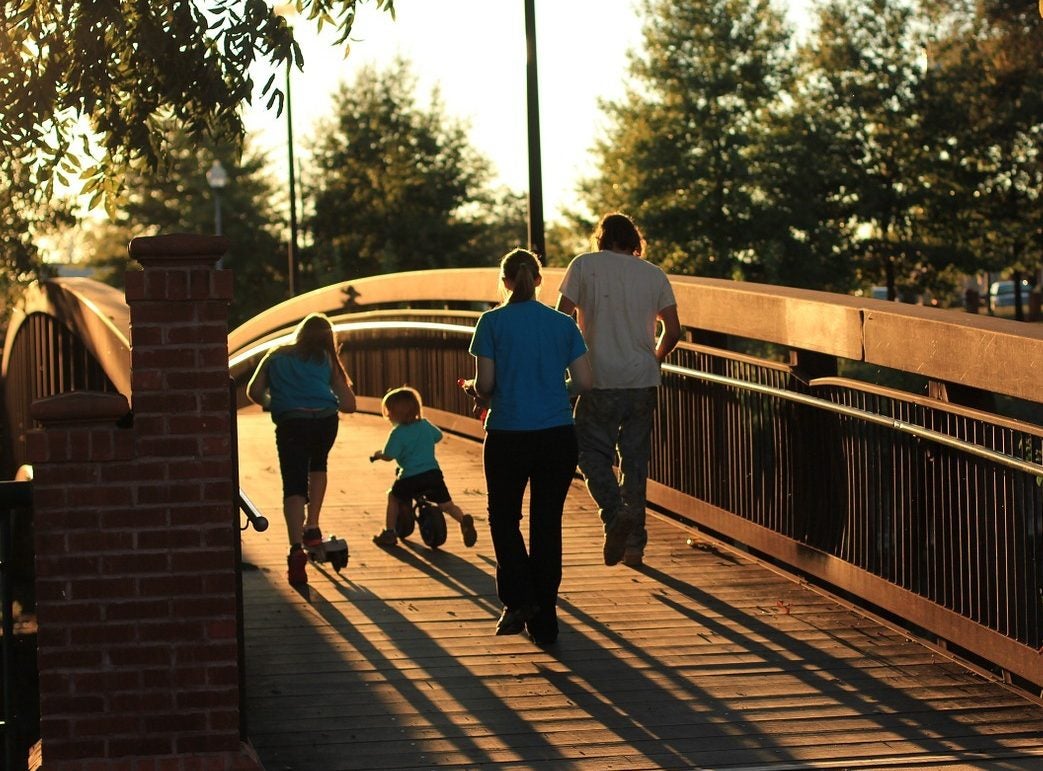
left=1, top=278, right=132, bottom=398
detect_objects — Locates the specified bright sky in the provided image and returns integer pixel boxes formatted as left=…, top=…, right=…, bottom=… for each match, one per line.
left=245, top=0, right=812, bottom=222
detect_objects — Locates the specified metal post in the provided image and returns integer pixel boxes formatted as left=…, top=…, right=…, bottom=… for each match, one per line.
left=213, top=191, right=222, bottom=237
left=287, top=59, right=300, bottom=298
left=523, top=0, right=546, bottom=259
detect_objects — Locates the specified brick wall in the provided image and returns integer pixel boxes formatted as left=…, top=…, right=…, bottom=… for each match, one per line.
left=26, top=234, right=262, bottom=770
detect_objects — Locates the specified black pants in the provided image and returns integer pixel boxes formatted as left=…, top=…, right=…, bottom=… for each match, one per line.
left=483, top=424, right=578, bottom=638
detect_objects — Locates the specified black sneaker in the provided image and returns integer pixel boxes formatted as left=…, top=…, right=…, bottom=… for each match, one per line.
left=603, top=515, right=634, bottom=566
left=460, top=514, right=477, bottom=547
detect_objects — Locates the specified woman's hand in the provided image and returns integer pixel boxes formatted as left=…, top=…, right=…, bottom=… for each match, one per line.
left=458, top=378, right=488, bottom=419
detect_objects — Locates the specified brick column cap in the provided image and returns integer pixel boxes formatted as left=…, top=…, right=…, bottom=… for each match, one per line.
left=29, top=391, right=130, bottom=425
left=130, top=233, right=229, bottom=267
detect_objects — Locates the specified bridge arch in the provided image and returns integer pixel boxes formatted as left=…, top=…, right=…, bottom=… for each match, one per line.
left=5, top=267, right=1043, bottom=692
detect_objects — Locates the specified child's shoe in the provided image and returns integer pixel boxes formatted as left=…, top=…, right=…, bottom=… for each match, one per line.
left=460, top=514, right=477, bottom=547
left=287, top=545, right=308, bottom=586
left=303, top=527, right=325, bottom=560
left=372, top=528, right=398, bottom=547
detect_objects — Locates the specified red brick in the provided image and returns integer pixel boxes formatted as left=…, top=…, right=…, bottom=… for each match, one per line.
left=169, top=548, right=227, bottom=573
left=74, top=670, right=142, bottom=694
left=74, top=713, right=142, bottom=737
left=142, top=712, right=207, bottom=734
left=107, top=736, right=172, bottom=758
left=207, top=708, right=239, bottom=731
left=171, top=596, right=232, bottom=618
left=138, top=528, right=201, bottom=550
left=130, top=325, right=164, bottom=345
left=139, top=620, right=205, bottom=643
left=205, top=666, right=239, bottom=688
left=167, top=324, right=228, bottom=345
left=201, top=479, right=234, bottom=500
left=174, top=642, right=237, bottom=665
left=29, top=485, right=68, bottom=508
left=175, top=732, right=240, bottom=756
left=36, top=555, right=100, bottom=578
left=101, top=461, right=166, bottom=483
left=124, top=269, right=145, bottom=299
left=168, top=415, right=229, bottom=436
left=101, top=552, right=172, bottom=574
left=108, top=689, right=174, bottom=713
left=135, top=348, right=198, bottom=370
left=140, top=574, right=203, bottom=596
left=107, top=645, right=173, bottom=668
left=103, top=506, right=170, bottom=529
left=131, top=304, right=195, bottom=326
left=132, top=369, right=164, bottom=391
left=135, top=483, right=198, bottom=505
left=138, top=436, right=200, bottom=457
left=71, top=577, right=140, bottom=601
left=164, top=370, right=230, bottom=391
left=167, top=666, right=207, bottom=689
left=198, top=347, right=233, bottom=367
left=67, top=530, right=135, bottom=553
left=36, top=648, right=103, bottom=670
left=201, top=573, right=236, bottom=595
left=133, top=393, right=198, bottom=414
left=200, top=435, right=231, bottom=456
left=206, top=619, right=238, bottom=640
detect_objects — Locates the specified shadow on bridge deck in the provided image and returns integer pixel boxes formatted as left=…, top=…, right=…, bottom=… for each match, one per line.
left=236, top=406, right=1043, bottom=770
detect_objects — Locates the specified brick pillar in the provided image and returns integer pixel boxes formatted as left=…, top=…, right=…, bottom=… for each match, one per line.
left=27, top=234, right=262, bottom=770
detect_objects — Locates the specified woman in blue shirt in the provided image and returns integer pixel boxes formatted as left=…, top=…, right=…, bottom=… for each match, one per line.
left=247, top=313, right=356, bottom=586
left=465, top=248, right=592, bottom=644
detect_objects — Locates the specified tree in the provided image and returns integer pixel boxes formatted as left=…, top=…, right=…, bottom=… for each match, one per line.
left=0, top=1, right=395, bottom=299
left=797, top=0, right=958, bottom=302
left=1, top=1, right=395, bottom=209
left=579, top=0, right=795, bottom=279
left=84, top=130, right=286, bottom=326
left=305, top=59, right=501, bottom=284
left=919, top=1, right=1043, bottom=319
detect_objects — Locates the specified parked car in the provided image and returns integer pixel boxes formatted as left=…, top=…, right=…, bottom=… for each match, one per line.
left=988, top=280, right=1032, bottom=317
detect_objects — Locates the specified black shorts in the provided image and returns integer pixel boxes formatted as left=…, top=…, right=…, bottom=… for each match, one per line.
left=275, top=414, right=338, bottom=499
left=390, top=469, right=451, bottom=504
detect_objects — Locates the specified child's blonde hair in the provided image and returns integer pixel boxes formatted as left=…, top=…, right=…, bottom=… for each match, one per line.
left=381, top=386, right=423, bottom=424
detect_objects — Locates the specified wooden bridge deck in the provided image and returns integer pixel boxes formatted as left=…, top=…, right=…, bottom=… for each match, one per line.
left=236, top=407, right=1043, bottom=770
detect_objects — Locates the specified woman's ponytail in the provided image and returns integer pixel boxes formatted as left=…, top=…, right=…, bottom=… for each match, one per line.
left=500, top=248, right=541, bottom=304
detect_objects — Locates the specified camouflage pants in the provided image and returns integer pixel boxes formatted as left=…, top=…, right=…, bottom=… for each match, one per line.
left=574, top=387, right=658, bottom=551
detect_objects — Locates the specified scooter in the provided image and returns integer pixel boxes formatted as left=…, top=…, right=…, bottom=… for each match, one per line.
left=305, top=535, right=350, bottom=572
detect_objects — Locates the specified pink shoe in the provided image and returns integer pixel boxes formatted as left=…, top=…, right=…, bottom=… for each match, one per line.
left=287, top=546, right=308, bottom=586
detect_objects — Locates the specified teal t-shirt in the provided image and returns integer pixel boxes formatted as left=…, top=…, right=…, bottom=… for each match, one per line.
left=266, top=351, right=338, bottom=420
left=469, top=300, right=587, bottom=431
left=382, top=418, right=442, bottom=479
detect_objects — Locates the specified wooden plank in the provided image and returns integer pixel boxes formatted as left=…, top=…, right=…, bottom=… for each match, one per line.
left=238, top=408, right=1043, bottom=770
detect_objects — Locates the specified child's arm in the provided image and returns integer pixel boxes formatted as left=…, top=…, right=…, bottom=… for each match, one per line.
left=369, top=450, right=393, bottom=463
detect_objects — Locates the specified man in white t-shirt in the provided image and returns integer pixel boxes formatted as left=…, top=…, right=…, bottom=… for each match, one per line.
left=557, top=212, right=681, bottom=567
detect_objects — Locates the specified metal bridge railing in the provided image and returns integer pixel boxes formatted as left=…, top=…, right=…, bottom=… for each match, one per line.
left=258, top=311, right=1043, bottom=690
left=0, top=479, right=31, bottom=771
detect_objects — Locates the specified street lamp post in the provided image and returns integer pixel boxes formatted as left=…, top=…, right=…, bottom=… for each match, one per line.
left=206, top=159, right=228, bottom=267
left=523, top=0, right=545, bottom=259
left=206, top=160, right=228, bottom=236
left=275, top=3, right=300, bottom=297
left=286, top=58, right=300, bottom=297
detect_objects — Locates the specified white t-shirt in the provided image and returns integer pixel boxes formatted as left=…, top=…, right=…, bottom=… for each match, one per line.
left=559, top=250, right=676, bottom=389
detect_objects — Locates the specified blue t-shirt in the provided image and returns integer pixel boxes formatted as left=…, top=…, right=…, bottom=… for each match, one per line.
left=266, top=351, right=338, bottom=419
left=382, top=418, right=442, bottom=479
left=469, top=300, right=587, bottom=431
